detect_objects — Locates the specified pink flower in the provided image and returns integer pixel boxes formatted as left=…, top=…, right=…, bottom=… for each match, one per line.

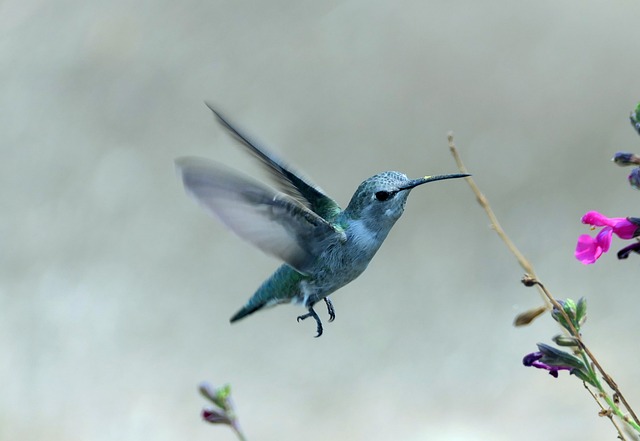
left=575, top=211, right=639, bottom=264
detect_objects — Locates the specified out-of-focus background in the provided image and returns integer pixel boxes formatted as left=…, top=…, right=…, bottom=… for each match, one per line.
left=3, top=1, right=640, bottom=440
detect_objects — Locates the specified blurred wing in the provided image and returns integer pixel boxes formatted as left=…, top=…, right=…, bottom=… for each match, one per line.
left=176, top=157, right=346, bottom=275
left=205, top=103, right=342, bottom=221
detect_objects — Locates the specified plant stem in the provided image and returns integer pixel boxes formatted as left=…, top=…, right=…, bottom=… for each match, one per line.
left=582, top=383, right=629, bottom=441
left=232, top=425, right=247, bottom=441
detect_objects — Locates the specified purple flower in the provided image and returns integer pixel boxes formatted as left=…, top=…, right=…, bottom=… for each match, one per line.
left=523, top=352, right=572, bottom=378
left=575, top=211, right=639, bottom=264
left=523, top=343, right=595, bottom=385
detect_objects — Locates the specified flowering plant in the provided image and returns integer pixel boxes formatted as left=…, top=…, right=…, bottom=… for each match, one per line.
left=448, top=108, right=640, bottom=439
left=199, top=382, right=246, bottom=440
left=575, top=104, right=640, bottom=263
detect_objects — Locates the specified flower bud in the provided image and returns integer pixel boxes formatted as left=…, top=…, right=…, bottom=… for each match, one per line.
left=612, top=152, right=640, bottom=166
left=629, top=168, right=640, bottom=190
left=631, top=103, right=640, bottom=136
left=552, top=334, right=579, bottom=347
left=202, top=408, right=232, bottom=425
left=575, top=297, right=587, bottom=327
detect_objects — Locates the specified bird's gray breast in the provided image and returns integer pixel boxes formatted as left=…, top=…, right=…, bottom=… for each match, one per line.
left=305, top=219, right=385, bottom=295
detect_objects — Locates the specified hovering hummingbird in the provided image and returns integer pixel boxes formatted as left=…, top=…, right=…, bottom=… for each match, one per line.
left=176, top=103, right=469, bottom=337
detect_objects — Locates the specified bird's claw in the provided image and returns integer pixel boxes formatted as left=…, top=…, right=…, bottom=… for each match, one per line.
left=324, top=297, right=335, bottom=322
left=297, top=307, right=323, bottom=337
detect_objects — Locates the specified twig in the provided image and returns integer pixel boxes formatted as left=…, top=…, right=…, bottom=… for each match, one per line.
left=447, top=134, right=550, bottom=308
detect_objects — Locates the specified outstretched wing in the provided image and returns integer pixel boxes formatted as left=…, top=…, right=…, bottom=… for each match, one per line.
left=176, top=157, right=346, bottom=275
left=205, top=102, right=342, bottom=221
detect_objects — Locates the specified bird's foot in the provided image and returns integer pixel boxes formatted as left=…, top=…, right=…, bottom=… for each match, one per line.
left=297, top=307, right=323, bottom=338
left=323, top=297, right=335, bottom=322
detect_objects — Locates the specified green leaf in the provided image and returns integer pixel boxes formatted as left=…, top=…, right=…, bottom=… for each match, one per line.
left=570, top=368, right=598, bottom=388
left=551, top=301, right=571, bottom=331
left=214, top=384, right=232, bottom=410
left=563, top=299, right=578, bottom=325
left=576, top=297, right=587, bottom=328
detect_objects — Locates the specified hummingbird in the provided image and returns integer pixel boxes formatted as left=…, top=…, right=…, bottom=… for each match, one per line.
left=176, top=103, right=469, bottom=337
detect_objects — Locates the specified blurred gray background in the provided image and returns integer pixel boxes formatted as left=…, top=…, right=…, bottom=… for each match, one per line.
left=3, top=1, right=640, bottom=440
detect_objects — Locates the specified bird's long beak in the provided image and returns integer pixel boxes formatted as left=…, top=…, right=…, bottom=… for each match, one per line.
left=399, top=173, right=470, bottom=191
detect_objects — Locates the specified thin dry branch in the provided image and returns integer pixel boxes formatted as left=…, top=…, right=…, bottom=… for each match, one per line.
left=447, top=134, right=550, bottom=309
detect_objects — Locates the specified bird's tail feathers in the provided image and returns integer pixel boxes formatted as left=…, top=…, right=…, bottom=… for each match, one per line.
left=229, top=302, right=265, bottom=323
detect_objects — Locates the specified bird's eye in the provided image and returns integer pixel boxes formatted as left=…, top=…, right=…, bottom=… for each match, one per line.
left=375, top=191, right=391, bottom=201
